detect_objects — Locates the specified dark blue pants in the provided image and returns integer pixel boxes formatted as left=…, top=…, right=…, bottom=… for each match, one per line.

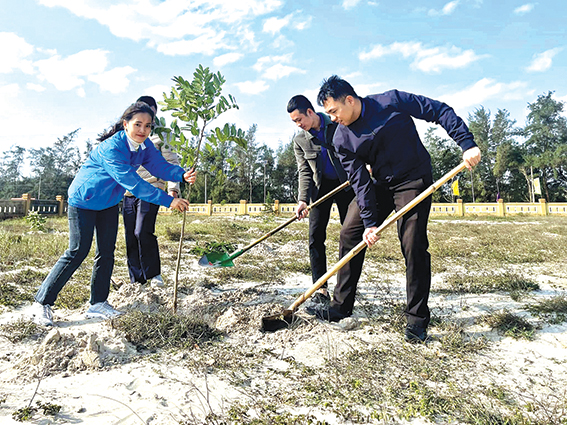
left=35, top=205, right=119, bottom=306
left=122, top=196, right=160, bottom=284
left=308, top=178, right=354, bottom=286
left=332, top=175, right=433, bottom=328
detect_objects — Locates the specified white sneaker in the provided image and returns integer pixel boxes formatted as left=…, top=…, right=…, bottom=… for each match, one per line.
left=31, top=302, right=54, bottom=326
left=150, top=275, right=165, bottom=287
left=85, top=301, right=124, bottom=319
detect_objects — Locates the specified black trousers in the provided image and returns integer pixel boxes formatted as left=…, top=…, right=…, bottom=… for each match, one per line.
left=309, top=177, right=354, bottom=285
left=331, top=175, right=433, bottom=328
left=123, top=196, right=161, bottom=284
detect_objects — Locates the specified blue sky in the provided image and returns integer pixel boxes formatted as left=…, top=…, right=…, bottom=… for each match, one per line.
left=1, top=0, right=565, bottom=169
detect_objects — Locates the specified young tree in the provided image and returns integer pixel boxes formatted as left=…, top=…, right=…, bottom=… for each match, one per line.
left=521, top=92, right=567, bottom=201
left=0, top=145, right=27, bottom=198
left=157, top=65, right=247, bottom=311
left=271, top=139, right=298, bottom=203
left=28, top=129, right=81, bottom=199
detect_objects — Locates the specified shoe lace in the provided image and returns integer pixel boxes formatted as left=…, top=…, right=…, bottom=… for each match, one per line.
left=43, top=304, right=53, bottom=320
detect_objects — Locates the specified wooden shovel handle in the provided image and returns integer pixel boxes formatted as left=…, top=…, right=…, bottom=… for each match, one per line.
left=287, top=162, right=467, bottom=312
left=237, top=180, right=351, bottom=254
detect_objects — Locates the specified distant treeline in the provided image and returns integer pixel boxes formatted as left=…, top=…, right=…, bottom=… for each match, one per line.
left=1, top=92, right=566, bottom=203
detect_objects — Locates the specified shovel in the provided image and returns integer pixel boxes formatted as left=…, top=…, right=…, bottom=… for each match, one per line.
left=198, top=180, right=351, bottom=267
left=261, top=162, right=467, bottom=332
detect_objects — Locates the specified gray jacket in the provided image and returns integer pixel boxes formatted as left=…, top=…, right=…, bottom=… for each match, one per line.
left=125, top=131, right=181, bottom=197
left=293, top=114, right=349, bottom=203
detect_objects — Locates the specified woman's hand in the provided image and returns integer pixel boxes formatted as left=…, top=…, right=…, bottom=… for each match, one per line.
left=184, top=168, right=197, bottom=184
left=170, top=198, right=190, bottom=212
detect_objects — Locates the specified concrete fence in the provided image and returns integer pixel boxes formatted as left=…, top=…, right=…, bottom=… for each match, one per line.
left=0, top=194, right=67, bottom=220
left=3, top=194, right=567, bottom=220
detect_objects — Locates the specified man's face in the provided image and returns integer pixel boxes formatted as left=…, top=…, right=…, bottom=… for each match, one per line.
left=289, top=109, right=317, bottom=131
left=323, top=95, right=358, bottom=126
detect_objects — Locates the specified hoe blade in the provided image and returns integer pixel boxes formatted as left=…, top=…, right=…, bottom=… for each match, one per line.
left=198, top=252, right=235, bottom=268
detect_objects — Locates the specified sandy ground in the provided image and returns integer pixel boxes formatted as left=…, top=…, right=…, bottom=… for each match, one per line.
left=1, top=229, right=567, bottom=424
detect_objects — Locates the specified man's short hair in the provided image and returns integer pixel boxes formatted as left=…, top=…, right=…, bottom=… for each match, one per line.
left=317, top=75, right=359, bottom=107
left=287, top=95, right=315, bottom=115
left=137, top=95, right=157, bottom=110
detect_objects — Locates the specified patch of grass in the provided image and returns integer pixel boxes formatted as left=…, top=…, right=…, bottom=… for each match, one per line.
left=434, top=271, right=539, bottom=296
left=526, top=295, right=567, bottom=324
left=0, top=318, right=43, bottom=343
left=55, top=278, right=91, bottom=310
left=480, top=310, right=535, bottom=340
left=112, top=309, right=222, bottom=351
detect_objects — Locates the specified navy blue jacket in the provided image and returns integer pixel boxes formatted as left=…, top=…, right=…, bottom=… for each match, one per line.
left=333, top=90, right=477, bottom=228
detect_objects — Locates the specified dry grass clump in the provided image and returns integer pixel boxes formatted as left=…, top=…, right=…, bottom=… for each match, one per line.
left=111, top=309, right=222, bottom=351
left=0, top=317, right=43, bottom=343
left=526, top=295, right=567, bottom=324
left=480, top=310, right=535, bottom=339
left=434, top=270, right=539, bottom=297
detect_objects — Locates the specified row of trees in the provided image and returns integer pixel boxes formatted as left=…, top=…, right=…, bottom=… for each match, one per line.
left=1, top=92, right=566, bottom=204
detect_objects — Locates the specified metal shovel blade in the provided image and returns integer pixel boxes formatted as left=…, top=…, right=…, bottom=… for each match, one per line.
left=198, top=252, right=235, bottom=268
left=260, top=309, right=294, bottom=332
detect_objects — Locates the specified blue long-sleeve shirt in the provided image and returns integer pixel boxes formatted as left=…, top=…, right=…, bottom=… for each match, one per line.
left=333, top=89, right=477, bottom=228
left=68, top=131, right=185, bottom=210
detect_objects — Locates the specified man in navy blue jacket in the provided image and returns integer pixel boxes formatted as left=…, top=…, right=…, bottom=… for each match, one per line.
left=314, top=75, right=481, bottom=342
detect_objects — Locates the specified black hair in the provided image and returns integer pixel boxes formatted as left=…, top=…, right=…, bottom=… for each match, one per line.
left=286, top=95, right=315, bottom=115
left=317, top=75, right=359, bottom=107
left=136, top=95, right=157, bottom=110
left=97, top=102, right=155, bottom=142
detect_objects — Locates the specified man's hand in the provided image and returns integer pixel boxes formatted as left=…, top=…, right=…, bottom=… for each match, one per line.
left=170, top=198, right=190, bottom=212
left=463, top=147, right=481, bottom=170
left=296, top=201, right=309, bottom=220
left=168, top=191, right=179, bottom=198
left=183, top=168, right=197, bottom=184
left=363, top=227, right=381, bottom=247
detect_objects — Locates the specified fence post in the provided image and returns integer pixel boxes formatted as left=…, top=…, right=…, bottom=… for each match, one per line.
left=274, top=200, right=280, bottom=215
left=239, top=200, right=247, bottom=215
left=22, top=193, right=32, bottom=216
left=456, top=199, right=464, bottom=217
left=207, top=200, right=212, bottom=216
left=539, top=198, right=548, bottom=216
left=497, top=198, right=505, bottom=217
left=56, top=195, right=64, bottom=217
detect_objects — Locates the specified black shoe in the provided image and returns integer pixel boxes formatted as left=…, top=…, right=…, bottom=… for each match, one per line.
left=405, top=325, right=427, bottom=343
left=306, top=305, right=347, bottom=322
left=311, top=291, right=331, bottom=305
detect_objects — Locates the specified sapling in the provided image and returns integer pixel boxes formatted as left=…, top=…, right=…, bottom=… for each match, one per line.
left=156, top=65, right=246, bottom=312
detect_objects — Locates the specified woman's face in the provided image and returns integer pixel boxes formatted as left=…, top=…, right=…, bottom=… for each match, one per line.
left=123, top=112, right=153, bottom=144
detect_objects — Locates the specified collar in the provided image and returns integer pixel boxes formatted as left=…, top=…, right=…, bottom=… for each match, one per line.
left=125, top=132, right=147, bottom=152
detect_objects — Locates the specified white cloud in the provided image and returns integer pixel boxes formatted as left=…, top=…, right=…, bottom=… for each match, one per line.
left=38, top=0, right=283, bottom=56
left=253, top=54, right=293, bottom=72
left=342, top=0, right=362, bottom=10
left=439, top=78, right=530, bottom=110
left=214, top=52, right=244, bottom=67
left=353, top=82, right=384, bottom=96
left=360, top=41, right=485, bottom=73
left=429, top=0, right=460, bottom=16
left=526, top=48, right=563, bottom=73
left=35, top=49, right=108, bottom=91
left=0, top=83, right=21, bottom=98
left=235, top=80, right=270, bottom=94
left=0, top=32, right=35, bottom=74
left=26, top=83, right=46, bottom=92
left=514, top=3, right=535, bottom=15
left=155, top=31, right=229, bottom=56
left=89, top=66, right=137, bottom=93
left=263, top=63, right=305, bottom=80
left=294, top=16, right=312, bottom=31
left=263, top=14, right=292, bottom=34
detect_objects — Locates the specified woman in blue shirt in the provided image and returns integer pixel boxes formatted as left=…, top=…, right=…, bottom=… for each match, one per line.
left=31, top=101, right=196, bottom=326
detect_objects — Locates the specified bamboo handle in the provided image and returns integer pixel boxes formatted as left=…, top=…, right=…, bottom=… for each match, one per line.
left=287, top=162, right=467, bottom=312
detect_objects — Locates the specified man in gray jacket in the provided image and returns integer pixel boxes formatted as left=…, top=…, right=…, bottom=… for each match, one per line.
left=123, top=95, right=181, bottom=287
left=287, top=95, right=354, bottom=303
